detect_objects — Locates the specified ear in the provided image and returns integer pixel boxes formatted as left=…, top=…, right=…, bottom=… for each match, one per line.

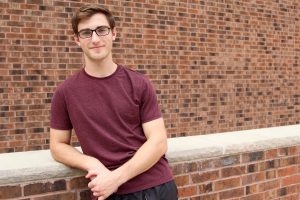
left=111, top=27, right=117, bottom=41
left=74, top=34, right=81, bottom=46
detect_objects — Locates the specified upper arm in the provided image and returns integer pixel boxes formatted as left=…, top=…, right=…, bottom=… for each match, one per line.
left=139, top=76, right=162, bottom=124
left=50, top=87, right=73, bottom=130
left=142, top=117, right=168, bottom=155
left=50, top=128, right=72, bottom=146
left=142, top=118, right=167, bottom=141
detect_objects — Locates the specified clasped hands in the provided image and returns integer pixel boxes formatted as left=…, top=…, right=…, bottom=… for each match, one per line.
left=86, top=168, right=121, bottom=200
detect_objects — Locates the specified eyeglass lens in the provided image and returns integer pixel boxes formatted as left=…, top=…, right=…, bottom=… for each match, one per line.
left=78, top=26, right=110, bottom=39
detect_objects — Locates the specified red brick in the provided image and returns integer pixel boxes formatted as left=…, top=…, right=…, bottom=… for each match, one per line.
left=263, top=189, right=278, bottom=199
left=0, top=185, right=22, bottom=199
left=258, top=180, right=280, bottom=192
left=198, top=182, right=213, bottom=194
left=245, top=184, right=258, bottom=195
left=221, top=166, right=246, bottom=178
left=24, top=180, right=66, bottom=196
left=174, top=175, right=190, bottom=187
left=279, top=157, right=298, bottom=167
left=288, top=184, right=300, bottom=195
left=278, top=148, right=289, bottom=156
left=192, top=193, right=218, bottom=200
left=265, top=169, right=277, bottom=180
left=31, top=192, right=76, bottom=200
left=219, top=188, right=244, bottom=199
left=247, top=163, right=259, bottom=173
left=287, top=146, right=300, bottom=155
left=242, top=151, right=265, bottom=163
left=214, top=177, right=241, bottom=191
left=278, top=194, right=299, bottom=200
left=278, top=166, right=298, bottom=177
left=242, top=172, right=265, bottom=185
left=241, top=193, right=264, bottom=200
left=200, top=158, right=222, bottom=170
left=191, top=170, right=219, bottom=183
left=177, top=186, right=197, bottom=197
left=265, top=149, right=278, bottom=159
left=182, top=162, right=198, bottom=173
left=281, top=175, right=300, bottom=187
left=259, top=159, right=280, bottom=171
left=68, top=176, right=89, bottom=189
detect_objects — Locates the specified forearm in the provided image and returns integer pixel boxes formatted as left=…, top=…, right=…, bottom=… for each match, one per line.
left=114, top=136, right=167, bottom=185
left=50, top=142, right=106, bottom=172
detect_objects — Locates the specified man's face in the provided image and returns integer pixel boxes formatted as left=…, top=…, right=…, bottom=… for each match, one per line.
left=75, top=13, right=116, bottom=63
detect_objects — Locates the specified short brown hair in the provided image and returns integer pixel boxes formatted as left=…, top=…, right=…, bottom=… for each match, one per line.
left=71, top=4, right=116, bottom=34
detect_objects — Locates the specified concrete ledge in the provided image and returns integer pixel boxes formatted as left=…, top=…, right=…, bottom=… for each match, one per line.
left=167, top=124, right=300, bottom=162
left=0, top=148, right=85, bottom=185
left=1, top=124, right=300, bottom=185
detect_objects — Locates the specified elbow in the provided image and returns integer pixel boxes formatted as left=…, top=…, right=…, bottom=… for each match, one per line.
left=156, top=130, right=168, bottom=156
left=50, top=146, right=57, bottom=161
left=158, top=137, right=168, bottom=156
left=49, top=141, right=60, bottom=162
left=149, top=135, right=167, bottom=157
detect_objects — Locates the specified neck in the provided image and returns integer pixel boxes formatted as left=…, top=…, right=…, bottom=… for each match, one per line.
left=84, top=57, right=117, bottom=78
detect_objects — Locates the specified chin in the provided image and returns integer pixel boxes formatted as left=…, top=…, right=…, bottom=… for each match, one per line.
left=90, top=55, right=109, bottom=62
left=88, top=53, right=107, bottom=60
left=84, top=50, right=111, bottom=62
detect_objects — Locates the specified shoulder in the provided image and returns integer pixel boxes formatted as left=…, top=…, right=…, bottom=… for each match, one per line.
left=54, top=70, right=82, bottom=94
left=120, top=65, right=151, bottom=86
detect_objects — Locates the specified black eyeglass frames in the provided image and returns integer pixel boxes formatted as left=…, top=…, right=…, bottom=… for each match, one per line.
left=77, top=26, right=111, bottom=39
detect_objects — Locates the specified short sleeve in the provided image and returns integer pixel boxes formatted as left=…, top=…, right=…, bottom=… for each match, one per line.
left=140, top=77, right=162, bottom=123
left=50, top=87, right=73, bottom=130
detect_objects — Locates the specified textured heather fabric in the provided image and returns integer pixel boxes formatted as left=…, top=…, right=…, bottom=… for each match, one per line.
left=50, top=65, right=173, bottom=194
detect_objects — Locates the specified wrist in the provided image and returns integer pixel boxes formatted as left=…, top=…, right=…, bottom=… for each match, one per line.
left=84, top=156, right=106, bottom=172
left=113, top=165, right=130, bottom=186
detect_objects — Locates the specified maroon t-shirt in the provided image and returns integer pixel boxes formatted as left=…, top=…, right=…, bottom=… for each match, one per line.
left=50, top=65, right=173, bottom=194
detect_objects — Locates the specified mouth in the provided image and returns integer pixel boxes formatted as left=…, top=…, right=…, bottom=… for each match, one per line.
left=90, top=45, right=104, bottom=49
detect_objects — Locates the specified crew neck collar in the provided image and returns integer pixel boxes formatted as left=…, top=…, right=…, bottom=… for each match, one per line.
left=82, top=64, right=121, bottom=80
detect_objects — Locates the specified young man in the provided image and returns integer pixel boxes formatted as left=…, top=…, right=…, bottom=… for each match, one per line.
left=50, top=4, right=177, bottom=200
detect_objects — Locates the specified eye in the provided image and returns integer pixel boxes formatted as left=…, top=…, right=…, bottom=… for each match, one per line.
left=79, top=29, right=92, bottom=37
left=95, top=27, right=109, bottom=35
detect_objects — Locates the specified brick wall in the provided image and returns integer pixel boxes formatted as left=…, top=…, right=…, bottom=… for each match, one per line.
left=172, top=146, right=300, bottom=199
left=1, top=146, right=299, bottom=200
left=1, top=0, right=300, bottom=152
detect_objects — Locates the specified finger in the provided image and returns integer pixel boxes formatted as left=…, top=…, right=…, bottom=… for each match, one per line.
left=85, top=170, right=98, bottom=179
left=93, top=191, right=105, bottom=198
left=98, top=196, right=105, bottom=200
left=89, top=175, right=97, bottom=181
left=88, top=180, right=95, bottom=189
left=85, top=171, right=92, bottom=178
left=93, top=192, right=101, bottom=197
left=88, top=175, right=100, bottom=189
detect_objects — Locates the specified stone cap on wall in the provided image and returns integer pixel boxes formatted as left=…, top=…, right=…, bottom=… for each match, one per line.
left=0, top=124, right=300, bottom=185
left=167, top=124, right=300, bottom=162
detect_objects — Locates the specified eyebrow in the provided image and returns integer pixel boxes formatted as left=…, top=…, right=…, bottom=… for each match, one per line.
left=78, top=25, right=110, bottom=32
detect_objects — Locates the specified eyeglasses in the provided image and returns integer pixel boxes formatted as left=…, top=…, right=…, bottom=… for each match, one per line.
left=77, top=26, right=111, bottom=39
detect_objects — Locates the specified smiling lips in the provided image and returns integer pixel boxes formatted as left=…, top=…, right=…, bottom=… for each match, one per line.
left=90, top=45, right=104, bottom=49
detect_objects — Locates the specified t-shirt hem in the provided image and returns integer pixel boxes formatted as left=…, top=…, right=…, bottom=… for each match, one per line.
left=50, top=124, right=72, bottom=131
left=142, top=115, right=162, bottom=124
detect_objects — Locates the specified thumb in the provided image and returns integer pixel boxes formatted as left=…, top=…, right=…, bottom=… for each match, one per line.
left=85, top=170, right=98, bottom=179
left=98, top=196, right=105, bottom=200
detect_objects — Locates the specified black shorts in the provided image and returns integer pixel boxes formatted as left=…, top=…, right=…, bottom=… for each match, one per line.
left=107, top=180, right=178, bottom=200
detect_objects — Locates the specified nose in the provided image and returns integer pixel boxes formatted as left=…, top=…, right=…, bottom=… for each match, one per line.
left=91, top=31, right=101, bottom=42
